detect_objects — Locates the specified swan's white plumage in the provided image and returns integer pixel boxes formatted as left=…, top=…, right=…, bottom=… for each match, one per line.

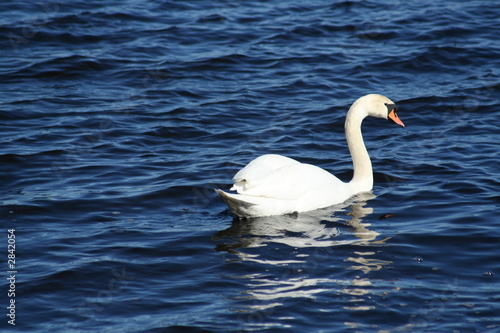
left=217, top=94, right=404, bottom=218
left=230, top=154, right=299, bottom=193
left=217, top=158, right=350, bottom=217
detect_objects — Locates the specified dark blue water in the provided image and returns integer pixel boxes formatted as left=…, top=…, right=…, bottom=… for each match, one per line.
left=1, top=0, right=499, bottom=332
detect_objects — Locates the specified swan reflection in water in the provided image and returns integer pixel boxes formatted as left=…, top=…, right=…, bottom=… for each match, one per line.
left=214, top=193, right=394, bottom=316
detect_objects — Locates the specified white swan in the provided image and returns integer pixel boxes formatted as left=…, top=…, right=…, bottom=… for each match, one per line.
left=216, top=94, right=405, bottom=218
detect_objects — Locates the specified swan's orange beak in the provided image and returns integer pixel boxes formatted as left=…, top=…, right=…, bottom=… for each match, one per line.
left=388, top=109, right=405, bottom=127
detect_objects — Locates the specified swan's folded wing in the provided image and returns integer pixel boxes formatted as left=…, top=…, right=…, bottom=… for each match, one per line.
left=231, top=154, right=299, bottom=191
left=237, top=163, right=309, bottom=200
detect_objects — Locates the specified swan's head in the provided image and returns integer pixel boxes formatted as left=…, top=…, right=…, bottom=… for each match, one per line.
left=350, top=94, right=405, bottom=127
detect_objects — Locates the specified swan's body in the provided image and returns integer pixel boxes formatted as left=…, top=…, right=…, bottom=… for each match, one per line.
left=217, top=94, right=405, bottom=218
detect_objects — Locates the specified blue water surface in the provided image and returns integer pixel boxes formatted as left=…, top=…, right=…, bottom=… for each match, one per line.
left=1, top=0, right=499, bottom=332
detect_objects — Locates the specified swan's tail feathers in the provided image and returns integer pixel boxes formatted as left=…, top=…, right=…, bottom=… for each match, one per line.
left=215, top=189, right=296, bottom=218
left=215, top=189, right=256, bottom=218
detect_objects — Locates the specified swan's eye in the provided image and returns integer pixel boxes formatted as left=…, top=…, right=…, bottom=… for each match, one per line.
left=385, top=103, right=398, bottom=113
left=387, top=104, right=405, bottom=127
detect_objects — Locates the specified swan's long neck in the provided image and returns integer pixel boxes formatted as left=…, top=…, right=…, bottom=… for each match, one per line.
left=345, top=106, right=373, bottom=193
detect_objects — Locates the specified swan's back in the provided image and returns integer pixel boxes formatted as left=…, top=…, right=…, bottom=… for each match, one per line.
left=231, top=154, right=299, bottom=192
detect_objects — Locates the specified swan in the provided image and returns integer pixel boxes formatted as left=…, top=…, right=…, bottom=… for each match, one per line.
left=216, top=94, right=405, bottom=218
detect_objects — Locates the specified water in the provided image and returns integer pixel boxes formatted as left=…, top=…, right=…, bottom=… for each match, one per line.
left=1, top=0, right=499, bottom=332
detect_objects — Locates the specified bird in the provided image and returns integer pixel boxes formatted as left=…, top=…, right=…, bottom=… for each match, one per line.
left=216, top=94, right=405, bottom=218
